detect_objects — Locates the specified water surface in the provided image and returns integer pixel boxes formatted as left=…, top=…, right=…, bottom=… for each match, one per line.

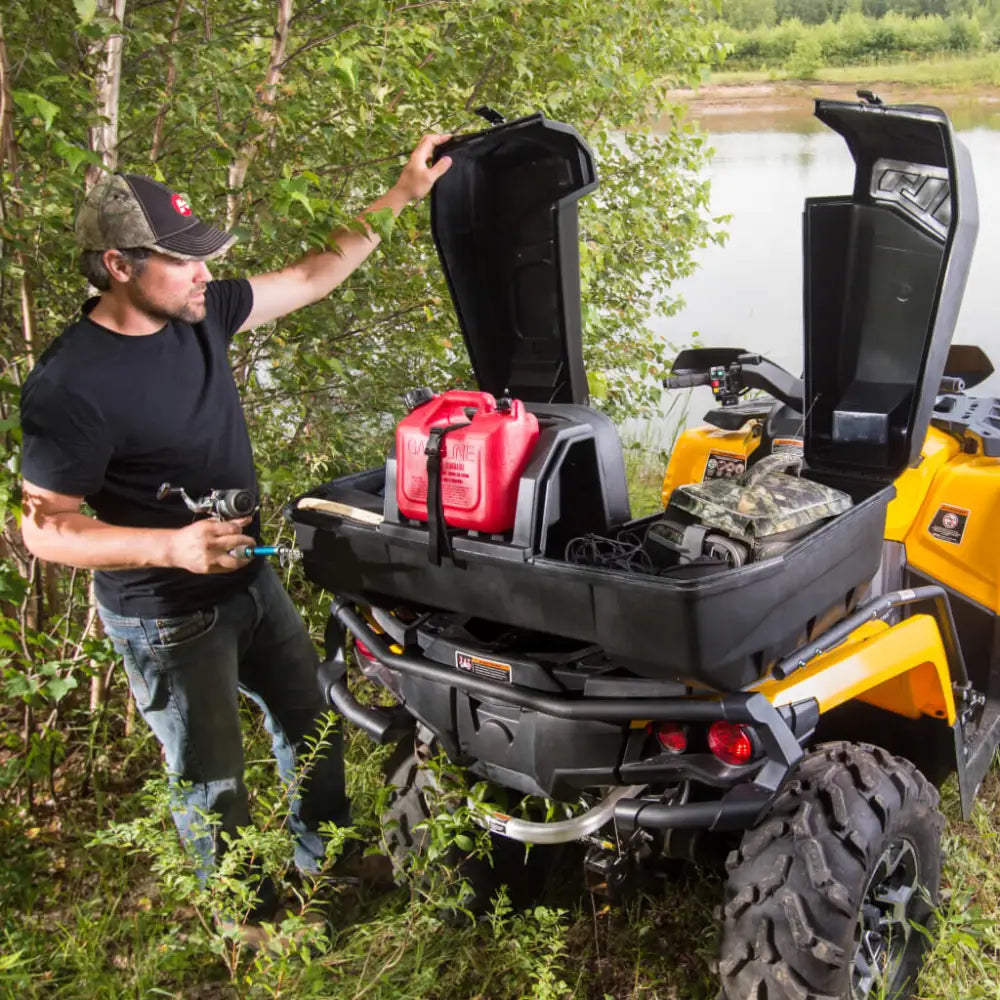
left=630, top=100, right=1000, bottom=447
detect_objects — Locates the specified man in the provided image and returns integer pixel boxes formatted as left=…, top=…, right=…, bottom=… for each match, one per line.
left=18, top=134, right=452, bottom=938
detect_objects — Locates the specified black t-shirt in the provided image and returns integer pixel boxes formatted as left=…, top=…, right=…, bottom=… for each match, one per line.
left=20, top=278, right=263, bottom=616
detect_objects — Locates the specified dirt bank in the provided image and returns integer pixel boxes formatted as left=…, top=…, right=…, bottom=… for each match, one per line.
left=677, top=80, right=1000, bottom=113
left=662, top=80, right=1000, bottom=131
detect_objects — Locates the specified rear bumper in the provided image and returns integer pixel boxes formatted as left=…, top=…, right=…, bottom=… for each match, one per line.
left=330, top=600, right=809, bottom=832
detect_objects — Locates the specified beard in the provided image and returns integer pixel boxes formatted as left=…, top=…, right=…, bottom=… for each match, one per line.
left=128, top=279, right=207, bottom=324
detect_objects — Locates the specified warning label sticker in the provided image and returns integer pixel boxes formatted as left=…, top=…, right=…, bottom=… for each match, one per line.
left=455, top=650, right=512, bottom=684
left=928, top=503, right=970, bottom=545
left=703, top=450, right=746, bottom=480
left=486, top=812, right=510, bottom=834
left=772, top=436, right=804, bottom=454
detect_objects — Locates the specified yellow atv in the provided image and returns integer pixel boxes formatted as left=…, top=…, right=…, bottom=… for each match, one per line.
left=289, top=96, right=994, bottom=999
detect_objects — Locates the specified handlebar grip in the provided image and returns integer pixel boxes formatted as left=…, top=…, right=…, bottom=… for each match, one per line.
left=663, top=372, right=712, bottom=390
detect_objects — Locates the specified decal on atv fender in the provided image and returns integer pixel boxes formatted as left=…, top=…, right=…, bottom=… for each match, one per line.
left=929, top=503, right=970, bottom=545
left=703, top=450, right=746, bottom=480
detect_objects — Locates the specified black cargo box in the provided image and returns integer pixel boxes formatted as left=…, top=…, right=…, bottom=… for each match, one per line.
left=290, top=101, right=976, bottom=691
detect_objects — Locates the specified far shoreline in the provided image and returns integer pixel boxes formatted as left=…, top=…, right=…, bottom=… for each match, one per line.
left=675, top=79, right=1000, bottom=113
left=664, top=79, right=1000, bottom=131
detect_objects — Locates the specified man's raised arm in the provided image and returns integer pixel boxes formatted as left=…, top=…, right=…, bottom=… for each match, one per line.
left=239, top=133, right=452, bottom=333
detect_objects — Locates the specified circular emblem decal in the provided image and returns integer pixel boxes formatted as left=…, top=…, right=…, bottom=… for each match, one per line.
left=171, top=193, right=192, bottom=216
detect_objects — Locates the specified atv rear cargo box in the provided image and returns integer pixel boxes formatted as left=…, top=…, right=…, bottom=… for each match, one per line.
left=290, top=101, right=976, bottom=691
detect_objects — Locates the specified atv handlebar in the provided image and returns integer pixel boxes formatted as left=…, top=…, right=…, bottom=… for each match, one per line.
left=663, top=372, right=712, bottom=390
left=663, top=353, right=804, bottom=411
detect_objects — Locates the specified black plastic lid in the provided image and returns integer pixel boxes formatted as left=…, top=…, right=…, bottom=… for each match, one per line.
left=803, top=98, right=978, bottom=482
left=430, top=114, right=597, bottom=404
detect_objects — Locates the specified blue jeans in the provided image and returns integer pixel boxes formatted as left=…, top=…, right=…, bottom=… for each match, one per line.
left=99, top=564, right=349, bottom=913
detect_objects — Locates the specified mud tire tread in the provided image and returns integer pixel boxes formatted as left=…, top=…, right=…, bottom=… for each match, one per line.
left=718, top=741, right=943, bottom=1000
left=381, top=739, right=439, bottom=877
left=380, top=740, right=499, bottom=915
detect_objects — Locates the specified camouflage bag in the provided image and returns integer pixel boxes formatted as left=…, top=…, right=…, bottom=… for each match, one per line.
left=667, top=450, right=853, bottom=551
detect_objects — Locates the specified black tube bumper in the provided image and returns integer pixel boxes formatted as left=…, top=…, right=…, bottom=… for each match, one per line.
left=331, top=599, right=806, bottom=833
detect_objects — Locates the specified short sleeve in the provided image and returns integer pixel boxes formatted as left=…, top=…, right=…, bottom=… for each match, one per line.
left=20, top=377, right=113, bottom=497
left=204, top=278, right=253, bottom=344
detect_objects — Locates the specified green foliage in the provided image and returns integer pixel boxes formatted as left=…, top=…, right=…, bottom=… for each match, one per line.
left=3, top=0, right=729, bottom=507
left=721, top=0, right=780, bottom=29
left=717, top=7, right=993, bottom=70
left=776, top=0, right=849, bottom=24
left=703, top=0, right=987, bottom=28
left=787, top=33, right=825, bottom=76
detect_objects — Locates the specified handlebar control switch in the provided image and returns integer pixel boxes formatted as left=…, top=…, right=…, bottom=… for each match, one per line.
left=709, top=365, right=742, bottom=407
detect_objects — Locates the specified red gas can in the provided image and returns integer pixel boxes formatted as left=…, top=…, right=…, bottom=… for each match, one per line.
left=396, top=390, right=540, bottom=533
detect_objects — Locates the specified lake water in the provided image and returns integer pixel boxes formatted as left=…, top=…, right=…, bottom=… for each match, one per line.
left=627, top=98, right=1000, bottom=448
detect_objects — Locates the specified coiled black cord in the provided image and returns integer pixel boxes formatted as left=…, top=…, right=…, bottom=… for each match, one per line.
left=564, top=526, right=657, bottom=574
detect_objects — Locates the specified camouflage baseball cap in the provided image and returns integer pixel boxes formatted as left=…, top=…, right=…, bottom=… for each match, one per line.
left=75, top=173, right=235, bottom=261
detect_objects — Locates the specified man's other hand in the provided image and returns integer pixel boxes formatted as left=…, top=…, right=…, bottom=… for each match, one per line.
left=165, top=517, right=257, bottom=575
left=394, top=133, right=453, bottom=204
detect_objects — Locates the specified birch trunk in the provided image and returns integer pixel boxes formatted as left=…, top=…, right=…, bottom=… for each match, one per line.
left=83, top=0, right=127, bottom=711
left=84, top=0, right=127, bottom=190
left=227, top=0, right=293, bottom=227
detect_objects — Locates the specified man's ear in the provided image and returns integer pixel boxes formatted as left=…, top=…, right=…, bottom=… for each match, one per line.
left=103, top=249, right=132, bottom=283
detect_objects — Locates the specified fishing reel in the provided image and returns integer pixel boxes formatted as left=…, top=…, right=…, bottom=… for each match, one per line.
left=157, top=482, right=256, bottom=520
left=156, top=483, right=301, bottom=566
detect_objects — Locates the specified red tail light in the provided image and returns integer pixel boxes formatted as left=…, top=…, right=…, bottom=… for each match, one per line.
left=353, top=638, right=377, bottom=663
left=708, top=721, right=757, bottom=765
left=648, top=721, right=688, bottom=754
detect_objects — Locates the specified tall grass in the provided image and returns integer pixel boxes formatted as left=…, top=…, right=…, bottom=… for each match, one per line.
left=714, top=51, right=1000, bottom=87
left=7, top=700, right=1000, bottom=998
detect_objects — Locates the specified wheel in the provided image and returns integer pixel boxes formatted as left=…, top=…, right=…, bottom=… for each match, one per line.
left=380, top=738, right=497, bottom=914
left=719, top=741, right=943, bottom=1000
left=380, top=737, right=437, bottom=876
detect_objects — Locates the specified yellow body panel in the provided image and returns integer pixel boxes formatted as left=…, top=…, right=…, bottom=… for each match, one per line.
left=899, top=448, right=1000, bottom=612
left=656, top=415, right=971, bottom=724
left=752, top=615, right=955, bottom=724
left=884, top=427, right=962, bottom=542
left=660, top=421, right=762, bottom=506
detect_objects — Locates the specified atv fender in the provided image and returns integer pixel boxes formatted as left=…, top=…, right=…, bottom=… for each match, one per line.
left=753, top=614, right=956, bottom=724
left=753, top=615, right=988, bottom=818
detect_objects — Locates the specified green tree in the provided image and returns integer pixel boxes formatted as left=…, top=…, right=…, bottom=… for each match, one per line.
left=776, top=0, right=848, bottom=23
left=0, top=0, right=725, bottom=801
left=716, top=0, right=779, bottom=28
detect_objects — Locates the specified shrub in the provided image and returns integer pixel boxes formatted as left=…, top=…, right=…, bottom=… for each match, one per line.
left=787, top=35, right=825, bottom=76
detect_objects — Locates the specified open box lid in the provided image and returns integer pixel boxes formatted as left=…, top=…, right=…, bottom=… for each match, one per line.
left=803, top=97, right=978, bottom=483
left=430, top=113, right=597, bottom=404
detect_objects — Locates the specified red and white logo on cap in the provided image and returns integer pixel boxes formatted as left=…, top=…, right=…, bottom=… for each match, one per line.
left=171, top=193, right=192, bottom=216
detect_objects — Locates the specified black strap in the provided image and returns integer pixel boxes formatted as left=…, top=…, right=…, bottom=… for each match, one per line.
left=425, top=421, right=470, bottom=565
